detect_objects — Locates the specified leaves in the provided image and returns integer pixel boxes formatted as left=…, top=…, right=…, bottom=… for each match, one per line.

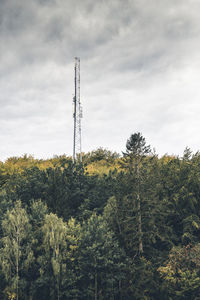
left=0, top=201, right=33, bottom=299
left=2, top=136, right=200, bottom=298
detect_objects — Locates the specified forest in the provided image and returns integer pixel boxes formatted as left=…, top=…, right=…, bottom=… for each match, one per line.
left=1, top=132, right=200, bottom=299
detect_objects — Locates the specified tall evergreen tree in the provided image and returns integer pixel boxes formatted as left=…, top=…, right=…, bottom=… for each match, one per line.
left=122, top=132, right=151, bottom=255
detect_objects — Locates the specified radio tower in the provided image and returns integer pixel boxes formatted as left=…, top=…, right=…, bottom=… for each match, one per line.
left=73, top=57, right=82, bottom=163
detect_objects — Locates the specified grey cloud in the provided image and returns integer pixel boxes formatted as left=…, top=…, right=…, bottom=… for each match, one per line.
left=1, top=0, right=200, bottom=160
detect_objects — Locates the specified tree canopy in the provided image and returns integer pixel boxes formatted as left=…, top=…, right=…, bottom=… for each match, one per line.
left=0, top=133, right=200, bottom=299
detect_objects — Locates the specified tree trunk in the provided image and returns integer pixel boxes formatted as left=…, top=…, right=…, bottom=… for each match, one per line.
left=136, top=163, right=143, bottom=254
left=137, top=194, right=143, bottom=254
left=119, top=279, right=122, bottom=300
left=95, top=271, right=98, bottom=300
left=16, top=233, right=19, bottom=300
left=57, top=285, right=60, bottom=300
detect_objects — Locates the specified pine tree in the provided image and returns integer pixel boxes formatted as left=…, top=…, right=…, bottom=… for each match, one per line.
left=121, top=132, right=151, bottom=255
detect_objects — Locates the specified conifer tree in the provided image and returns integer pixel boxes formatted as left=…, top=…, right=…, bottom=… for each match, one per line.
left=122, top=132, right=151, bottom=255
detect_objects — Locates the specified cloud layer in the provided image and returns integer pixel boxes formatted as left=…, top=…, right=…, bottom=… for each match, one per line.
left=1, top=0, right=200, bottom=160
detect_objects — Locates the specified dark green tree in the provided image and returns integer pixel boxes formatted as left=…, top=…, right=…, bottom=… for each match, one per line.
left=121, top=133, right=152, bottom=255
left=159, top=244, right=200, bottom=299
left=76, top=213, right=125, bottom=300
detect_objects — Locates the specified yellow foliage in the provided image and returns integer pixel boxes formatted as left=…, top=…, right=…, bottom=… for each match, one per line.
left=192, top=221, right=199, bottom=229
left=5, top=288, right=17, bottom=300
left=86, top=159, right=121, bottom=175
left=0, top=154, right=72, bottom=178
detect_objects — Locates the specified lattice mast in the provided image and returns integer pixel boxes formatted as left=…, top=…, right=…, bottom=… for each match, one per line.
left=73, top=57, right=82, bottom=162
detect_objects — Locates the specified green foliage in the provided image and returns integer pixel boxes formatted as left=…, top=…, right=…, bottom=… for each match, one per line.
left=38, top=213, right=67, bottom=300
left=76, top=213, right=126, bottom=300
left=1, top=135, right=200, bottom=299
left=124, top=132, right=151, bottom=158
left=82, top=148, right=120, bottom=164
left=159, top=244, right=200, bottom=299
left=0, top=200, right=33, bottom=300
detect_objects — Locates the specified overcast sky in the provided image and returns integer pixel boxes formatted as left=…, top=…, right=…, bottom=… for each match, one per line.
left=1, top=0, right=200, bottom=160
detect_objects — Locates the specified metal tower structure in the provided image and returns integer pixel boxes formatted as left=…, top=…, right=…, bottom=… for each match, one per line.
left=73, top=57, right=82, bottom=162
